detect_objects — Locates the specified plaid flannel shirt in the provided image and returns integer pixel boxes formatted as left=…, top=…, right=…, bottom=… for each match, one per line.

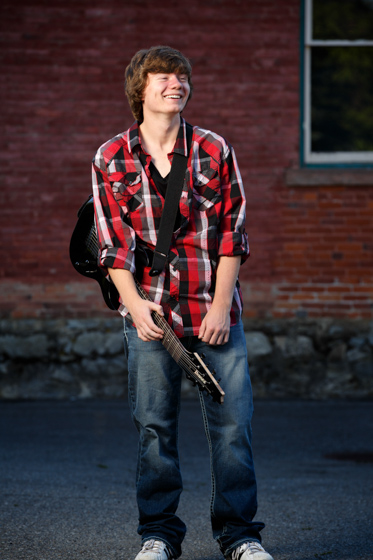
left=92, top=118, right=249, bottom=338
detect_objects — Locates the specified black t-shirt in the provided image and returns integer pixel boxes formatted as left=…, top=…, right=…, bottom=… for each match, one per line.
left=149, top=161, right=169, bottom=198
left=139, top=154, right=181, bottom=230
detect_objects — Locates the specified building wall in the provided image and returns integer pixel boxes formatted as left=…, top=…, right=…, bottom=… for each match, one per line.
left=1, top=0, right=372, bottom=321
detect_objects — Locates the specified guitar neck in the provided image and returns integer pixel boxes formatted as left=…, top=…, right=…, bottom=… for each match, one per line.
left=134, top=278, right=186, bottom=363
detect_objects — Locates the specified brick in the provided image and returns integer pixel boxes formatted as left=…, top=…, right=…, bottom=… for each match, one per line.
left=353, top=286, right=373, bottom=294
left=342, top=295, right=370, bottom=301
left=277, top=285, right=300, bottom=293
left=290, top=293, right=316, bottom=301
left=318, top=293, right=345, bottom=301
left=301, top=286, right=326, bottom=293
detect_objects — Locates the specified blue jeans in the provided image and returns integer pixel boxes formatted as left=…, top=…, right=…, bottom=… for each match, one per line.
left=124, top=320, right=264, bottom=558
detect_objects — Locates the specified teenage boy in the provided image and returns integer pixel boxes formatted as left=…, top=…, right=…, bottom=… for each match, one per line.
left=92, top=45, right=273, bottom=560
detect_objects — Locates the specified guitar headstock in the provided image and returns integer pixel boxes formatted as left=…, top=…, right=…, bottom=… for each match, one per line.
left=181, top=351, right=225, bottom=405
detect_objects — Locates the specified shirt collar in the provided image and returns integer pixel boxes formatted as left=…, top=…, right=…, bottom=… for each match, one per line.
left=127, top=121, right=141, bottom=154
left=127, top=117, right=188, bottom=157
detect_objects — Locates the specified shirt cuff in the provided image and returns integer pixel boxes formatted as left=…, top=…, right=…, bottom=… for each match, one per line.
left=99, top=247, right=136, bottom=273
left=218, top=231, right=250, bottom=263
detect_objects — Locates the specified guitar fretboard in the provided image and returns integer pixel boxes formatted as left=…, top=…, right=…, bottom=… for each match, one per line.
left=89, top=226, right=187, bottom=364
left=135, top=280, right=187, bottom=364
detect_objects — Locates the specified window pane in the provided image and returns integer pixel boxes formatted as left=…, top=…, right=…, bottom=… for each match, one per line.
left=311, top=46, right=373, bottom=152
left=313, top=0, right=373, bottom=40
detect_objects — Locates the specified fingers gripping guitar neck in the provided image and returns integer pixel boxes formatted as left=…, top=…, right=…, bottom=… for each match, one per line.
left=133, top=279, right=225, bottom=404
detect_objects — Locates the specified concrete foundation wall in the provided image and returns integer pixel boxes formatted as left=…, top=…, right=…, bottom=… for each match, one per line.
left=1, top=318, right=372, bottom=400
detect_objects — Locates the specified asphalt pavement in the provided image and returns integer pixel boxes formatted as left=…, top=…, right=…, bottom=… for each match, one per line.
left=0, top=398, right=372, bottom=560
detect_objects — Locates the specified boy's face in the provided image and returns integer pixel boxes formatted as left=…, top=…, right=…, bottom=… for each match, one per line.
left=142, top=72, right=190, bottom=120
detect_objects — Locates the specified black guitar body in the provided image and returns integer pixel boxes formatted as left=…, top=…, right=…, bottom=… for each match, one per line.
left=69, top=195, right=120, bottom=310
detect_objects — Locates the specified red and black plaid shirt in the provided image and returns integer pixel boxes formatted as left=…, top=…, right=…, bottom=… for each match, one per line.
left=92, top=118, right=249, bottom=338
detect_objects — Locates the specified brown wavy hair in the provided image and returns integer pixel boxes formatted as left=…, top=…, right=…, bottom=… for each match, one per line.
left=125, top=46, right=193, bottom=123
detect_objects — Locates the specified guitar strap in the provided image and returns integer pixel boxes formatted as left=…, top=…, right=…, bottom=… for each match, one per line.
left=149, top=122, right=193, bottom=276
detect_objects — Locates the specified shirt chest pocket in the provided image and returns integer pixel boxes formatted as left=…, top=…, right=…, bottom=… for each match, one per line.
left=110, top=172, right=144, bottom=214
left=192, top=164, right=222, bottom=212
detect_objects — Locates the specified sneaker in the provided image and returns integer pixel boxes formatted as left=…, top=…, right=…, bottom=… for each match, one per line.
left=134, top=539, right=175, bottom=560
left=229, top=541, right=274, bottom=560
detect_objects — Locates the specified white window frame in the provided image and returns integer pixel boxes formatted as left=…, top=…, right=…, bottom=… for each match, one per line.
left=303, top=0, right=373, bottom=165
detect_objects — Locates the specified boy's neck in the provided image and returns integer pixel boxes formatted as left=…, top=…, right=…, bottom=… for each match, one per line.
left=139, top=113, right=181, bottom=155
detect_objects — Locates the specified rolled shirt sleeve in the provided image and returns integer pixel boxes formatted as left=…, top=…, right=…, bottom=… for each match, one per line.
left=217, top=143, right=250, bottom=263
left=92, top=150, right=136, bottom=274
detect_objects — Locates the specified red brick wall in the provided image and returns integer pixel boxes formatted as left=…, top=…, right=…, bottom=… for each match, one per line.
left=1, top=0, right=372, bottom=320
left=243, top=184, right=373, bottom=319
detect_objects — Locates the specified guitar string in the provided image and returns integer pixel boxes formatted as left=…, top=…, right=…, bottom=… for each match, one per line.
left=90, top=228, right=219, bottom=391
left=136, top=282, right=214, bottom=387
left=90, top=229, right=202, bottom=373
left=135, top=280, right=222, bottom=389
left=148, top=300, right=220, bottom=388
left=136, top=282, right=203, bottom=374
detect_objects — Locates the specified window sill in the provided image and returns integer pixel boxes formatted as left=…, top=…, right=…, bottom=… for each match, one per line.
left=285, top=168, right=373, bottom=187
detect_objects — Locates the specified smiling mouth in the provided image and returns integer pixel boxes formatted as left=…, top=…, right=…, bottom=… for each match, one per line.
left=164, top=95, right=182, bottom=99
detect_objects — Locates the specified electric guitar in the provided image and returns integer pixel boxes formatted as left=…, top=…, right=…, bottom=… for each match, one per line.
left=69, top=195, right=225, bottom=404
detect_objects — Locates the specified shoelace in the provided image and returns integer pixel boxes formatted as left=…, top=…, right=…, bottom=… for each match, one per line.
left=232, top=541, right=265, bottom=560
left=141, top=540, right=173, bottom=558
